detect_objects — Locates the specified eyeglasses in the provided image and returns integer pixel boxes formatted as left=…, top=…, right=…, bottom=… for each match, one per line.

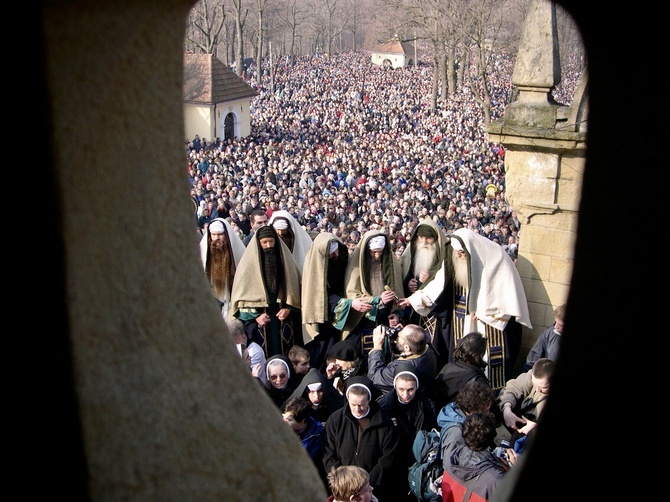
left=270, top=373, right=287, bottom=380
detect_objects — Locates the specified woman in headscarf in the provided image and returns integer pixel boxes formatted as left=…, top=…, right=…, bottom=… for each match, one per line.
left=258, top=354, right=298, bottom=408
left=322, top=376, right=400, bottom=502
left=288, top=367, right=344, bottom=426
left=326, top=339, right=367, bottom=395
left=378, top=363, right=437, bottom=500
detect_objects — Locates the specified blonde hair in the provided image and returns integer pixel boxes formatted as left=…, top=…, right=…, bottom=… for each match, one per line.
left=288, top=344, right=310, bottom=364
left=327, top=465, right=369, bottom=501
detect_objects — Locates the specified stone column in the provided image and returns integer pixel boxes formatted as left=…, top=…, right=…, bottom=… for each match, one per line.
left=487, top=0, right=587, bottom=369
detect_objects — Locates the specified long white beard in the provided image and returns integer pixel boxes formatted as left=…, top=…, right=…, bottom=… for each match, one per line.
left=413, top=245, right=437, bottom=279
left=453, top=249, right=469, bottom=290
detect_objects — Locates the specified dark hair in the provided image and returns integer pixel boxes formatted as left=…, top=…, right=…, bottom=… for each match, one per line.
left=250, top=208, right=267, bottom=221
left=280, top=396, right=312, bottom=423
left=462, top=412, right=497, bottom=451
left=456, top=380, right=494, bottom=415
left=532, top=358, right=555, bottom=380
left=454, top=332, right=487, bottom=368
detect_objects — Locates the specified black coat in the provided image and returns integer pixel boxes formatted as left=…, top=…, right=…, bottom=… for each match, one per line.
left=431, top=360, right=489, bottom=411
left=288, top=368, right=344, bottom=423
left=323, top=400, right=401, bottom=501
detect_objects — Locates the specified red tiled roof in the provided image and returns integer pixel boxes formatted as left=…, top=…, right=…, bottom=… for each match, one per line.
left=183, top=53, right=258, bottom=104
left=373, top=38, right=416, bottom=56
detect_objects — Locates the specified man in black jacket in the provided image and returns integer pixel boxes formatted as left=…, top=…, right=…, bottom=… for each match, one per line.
left=367, top=324, right=438, bottom=399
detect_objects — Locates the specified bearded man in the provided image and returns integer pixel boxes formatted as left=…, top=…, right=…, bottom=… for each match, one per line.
left=269, top=210, right=313, bottom=279
left=199, top=218, right=246, bottom=319
left=398, top=220, right=449, bottom=361
left=342, top=230, right=404, bottom=365
left=230, top=224, right=302, bottom=358
left=399, top=228, right=532, bottom=388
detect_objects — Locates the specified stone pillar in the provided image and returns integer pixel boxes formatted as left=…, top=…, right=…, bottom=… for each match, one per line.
left=487, top=0, right=587, bottom=370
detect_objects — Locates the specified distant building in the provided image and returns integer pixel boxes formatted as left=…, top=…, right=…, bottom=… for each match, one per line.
left=183, top=53, right=258, bottom=142
left=370, top=36, right=417, bottom=68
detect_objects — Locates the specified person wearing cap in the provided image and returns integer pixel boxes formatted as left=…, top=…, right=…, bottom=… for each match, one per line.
left=230, top=225, right=302, bottom=359
left=398, top=219, right=451, bottom=369
left=341, top=229, right=404, bottom=364
left=269, top=210, right=313, bottom=279
left=378, top=363, right=438, bottom=501
left=398, top=228, right=532, bottom=388
left=199, top=217, right=246, bottom=319
left=326, top=339, right=367, bottom=395
left=301, top=232, right=353, bottom=373
left=322, top=376, right=401, bottom=502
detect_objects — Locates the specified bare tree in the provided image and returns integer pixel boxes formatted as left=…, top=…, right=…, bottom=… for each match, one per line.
left=185, top=0, right=227, bottom=55
left=231, top=0, right=249, bottom=76
left=277, top=0, right=309, bottom=63
left=341, top=0, right=367, bottom=51
left=252, top=0, right=272, bottom=84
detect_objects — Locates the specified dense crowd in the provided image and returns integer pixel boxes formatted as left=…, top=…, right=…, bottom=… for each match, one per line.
left=192, top=50, right=579, bottom=500
left=187, top=50, right=581, bottom=263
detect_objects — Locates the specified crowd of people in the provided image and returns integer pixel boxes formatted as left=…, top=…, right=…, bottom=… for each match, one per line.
left=192, top=50, right=578, bottom=501
left=189, top=51, right=579, bottom=265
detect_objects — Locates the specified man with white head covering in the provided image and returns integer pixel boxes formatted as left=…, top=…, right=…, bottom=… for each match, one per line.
left=199, top=217, right=246, bottom=319
left=399, top=228, right=532, bottom=388
left=269, top=209, right=313, bottom=279
left=342, top=229, right=404, bottom=364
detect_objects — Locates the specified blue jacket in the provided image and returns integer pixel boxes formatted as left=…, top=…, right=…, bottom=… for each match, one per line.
left=299, top=416, right=325, bottom=462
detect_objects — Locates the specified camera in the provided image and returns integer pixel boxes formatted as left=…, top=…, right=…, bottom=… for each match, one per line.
left=384, top=326, right=401, bottom=340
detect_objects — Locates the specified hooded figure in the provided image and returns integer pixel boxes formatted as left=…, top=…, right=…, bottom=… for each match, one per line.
left=301, top=232, right=351, bottom=372
left=261, top=354, right=299, bottom=408
left=323, top=375, right=400, bottom=501
left=269, top=210, right=313, bottom=279
left=288, top=367, right=344, bottom=424
left=405, top=228, right=531, bottom=387
left=378, top=362, right=437, bottom=479
left=199, top=217, right=246, bottom=319
left=398, top=219, right=449, bottom=356
left=230, top=225, right=302, bottom=358
left=342, top=229, right=404, bottom=361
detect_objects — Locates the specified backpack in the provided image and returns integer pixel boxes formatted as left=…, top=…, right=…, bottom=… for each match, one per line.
left=407, top=428, right=443, bottom=501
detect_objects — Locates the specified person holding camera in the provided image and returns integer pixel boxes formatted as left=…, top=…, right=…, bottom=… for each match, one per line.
left=367, top=323, right=438, bottom=399
left=497, top=357, right=554, bottom=439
